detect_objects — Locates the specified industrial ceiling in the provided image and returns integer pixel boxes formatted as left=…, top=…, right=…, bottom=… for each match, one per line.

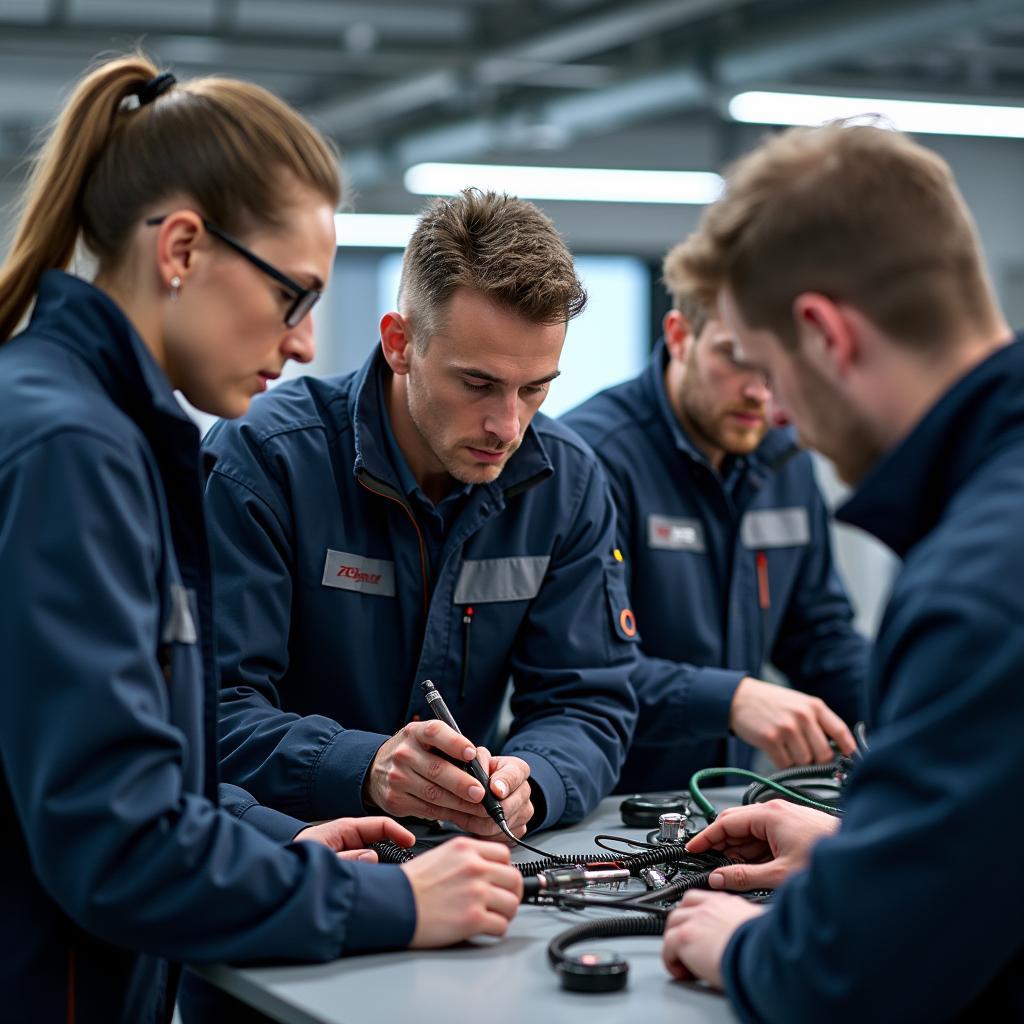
left=1, top=0, right=1023, bottom=216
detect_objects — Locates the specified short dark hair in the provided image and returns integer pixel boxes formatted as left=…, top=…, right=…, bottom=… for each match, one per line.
left=398, top=188, right=587, bottom=343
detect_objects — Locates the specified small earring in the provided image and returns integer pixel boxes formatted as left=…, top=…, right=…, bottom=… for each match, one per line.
left=169, top=275, right=181, bottom=301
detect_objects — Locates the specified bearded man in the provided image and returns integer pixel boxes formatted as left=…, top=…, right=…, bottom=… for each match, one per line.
left=564, top=243, right=867, bottom=791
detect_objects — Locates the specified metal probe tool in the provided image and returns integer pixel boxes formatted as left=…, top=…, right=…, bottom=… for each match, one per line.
left=420, top=679, right=564, bottom=858
left=420, top=679, right=519, bottom=841
left=420, top=679, right=568, bottom=861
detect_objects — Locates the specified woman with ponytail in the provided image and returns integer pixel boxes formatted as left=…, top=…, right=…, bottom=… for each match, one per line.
left=0, top=56, right=521, bottom=1024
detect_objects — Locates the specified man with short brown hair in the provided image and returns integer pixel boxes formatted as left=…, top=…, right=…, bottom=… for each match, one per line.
left=659, top=122, right=1023, bottom=1021
left=202, top=188, right=639, bottom=841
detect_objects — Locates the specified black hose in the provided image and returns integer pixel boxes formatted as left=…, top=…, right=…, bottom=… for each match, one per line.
left=741, top=760, right=846, bottom=807
left=547, top=915, right=665, bottom=968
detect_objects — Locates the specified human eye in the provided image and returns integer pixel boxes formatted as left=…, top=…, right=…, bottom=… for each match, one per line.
left=462, top=378, right=492, bottom=393
left=521, top=384, right=547, bottom=398
left=716, top=340, right=741, bottom=365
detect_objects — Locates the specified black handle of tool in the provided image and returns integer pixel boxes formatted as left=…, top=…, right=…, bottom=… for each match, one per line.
left=421, top=679, right=507, bottom=827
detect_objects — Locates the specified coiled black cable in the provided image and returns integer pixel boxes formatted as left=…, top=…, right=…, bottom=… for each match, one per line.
left=369, top=836, right=766, bottom=986
left=369, top=841, right=619, bottom=873
left=515, top=844, right=730, bottom=879
left=623, top=868, right=715, bottom=906
left=547, top=915, right=664, bottom=969
left=622, top=845, right=730, bottom=873
left=369, top=840, right=416, bottom=863
left=514, top=853, right=618, bottom=875
left=742, top=760, right=847, bottom=807
left=370, top=838, right=730, bottom=879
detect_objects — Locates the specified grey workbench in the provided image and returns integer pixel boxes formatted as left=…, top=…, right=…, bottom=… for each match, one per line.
left=193, top=792, right=743, bottom=1024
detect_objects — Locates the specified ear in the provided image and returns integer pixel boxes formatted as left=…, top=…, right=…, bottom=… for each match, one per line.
left=380, top=311, right=413, bottom=375
left=153, top=210, right=204, bottom=292
left=663, top=309, right=696, bottom=362
left=792, top=293, right=858, bottom=377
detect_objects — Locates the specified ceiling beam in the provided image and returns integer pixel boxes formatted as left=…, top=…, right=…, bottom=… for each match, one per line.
left=306, top=0, right=753, bottom=136
left=342, top=0, right=1024, bottom=188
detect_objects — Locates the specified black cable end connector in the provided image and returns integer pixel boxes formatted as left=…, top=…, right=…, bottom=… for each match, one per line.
left=558, top=950, right=629, bottom=993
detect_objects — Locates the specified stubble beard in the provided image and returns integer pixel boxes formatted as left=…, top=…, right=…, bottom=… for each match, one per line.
left=406, top=383, right=516, bottom=487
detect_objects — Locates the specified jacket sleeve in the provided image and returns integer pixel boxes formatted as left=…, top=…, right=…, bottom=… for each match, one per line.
left=767, top=481, right=869, bottom=727
left=502, top=455, right=639, bottom=828
left=0, top=430, right=415, bottom=962
left=218, top=783, right=309, bottom=844
left=600, top=450, right=746, bottom=745
left=721, top=586, right=1024, bottom=1023
left=203, top=422, right=391, bottom=820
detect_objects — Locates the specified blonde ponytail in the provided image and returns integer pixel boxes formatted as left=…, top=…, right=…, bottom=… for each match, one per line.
left=0, top=53, right=341, bottom=344
left=0, top=55, right=158, bottom=342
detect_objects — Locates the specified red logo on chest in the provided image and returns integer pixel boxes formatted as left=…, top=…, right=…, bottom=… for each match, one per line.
left=337, top=565, right=383, bottom=584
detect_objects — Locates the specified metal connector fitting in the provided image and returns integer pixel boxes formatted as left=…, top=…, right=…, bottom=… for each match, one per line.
left=658, top=812, right=687, bottom=842
left=537, top=866, right=630, bottom=892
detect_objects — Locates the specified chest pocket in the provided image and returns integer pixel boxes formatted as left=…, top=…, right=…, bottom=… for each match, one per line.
left=740, top=507, right=810, bottom=549
left=453, top=556, right=550, bottom=603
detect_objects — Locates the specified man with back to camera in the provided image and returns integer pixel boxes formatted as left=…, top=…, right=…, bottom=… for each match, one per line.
left=201, top=188, right=639, bottom=840
left=563, top=244, right=868, bottom=793
left=656, top=122, right=1023, bottom=1020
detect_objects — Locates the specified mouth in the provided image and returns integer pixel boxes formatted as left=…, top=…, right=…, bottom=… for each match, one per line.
left=727, top=410, right=765, bottom=427
left=465, top=445, right=510, bottom=465
left=256, top=370, right=281, bottom=391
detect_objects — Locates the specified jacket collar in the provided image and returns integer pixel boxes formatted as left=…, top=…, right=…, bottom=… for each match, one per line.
left=30, top=270, right=194, bottom=431
left=644, top=336, right=798, bottom=474
left=350, top=344, right=554, bottom=498
left=837, top=336, right=1024, bottom=558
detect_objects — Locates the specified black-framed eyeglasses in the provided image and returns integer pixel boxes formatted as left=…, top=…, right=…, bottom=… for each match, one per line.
left=145, top=215, right=321, bottom=327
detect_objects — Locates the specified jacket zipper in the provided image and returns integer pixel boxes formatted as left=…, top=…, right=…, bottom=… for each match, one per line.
left=357, top=474, right=431, bottom=722
left=357, top=475, right=430, bottom=616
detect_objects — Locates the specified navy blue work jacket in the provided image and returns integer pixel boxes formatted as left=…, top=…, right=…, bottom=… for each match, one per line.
left=202, top=346, right=639, bottom=829
left=722, top=338, right=1024, bottom=1022
left=564, top=341, right=868, bottom=790
left=0, top=273, right=414, bottom=1024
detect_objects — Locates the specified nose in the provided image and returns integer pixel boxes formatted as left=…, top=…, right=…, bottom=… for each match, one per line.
left=281, top=315, right=315, bottom=365
left=742, top=372, right=771, bottom=405
left=483, top=392, right=521, bottom=446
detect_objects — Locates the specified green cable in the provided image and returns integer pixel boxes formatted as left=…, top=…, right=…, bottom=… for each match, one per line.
left=689, top=766, right=844, bottom=821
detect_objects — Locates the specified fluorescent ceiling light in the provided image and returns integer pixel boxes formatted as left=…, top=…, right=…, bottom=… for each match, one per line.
left=729, top=90, right=1024, bottom=140
left=404, top=162, right=723, bottom=204
left=334, top=213, right=418, bottom=248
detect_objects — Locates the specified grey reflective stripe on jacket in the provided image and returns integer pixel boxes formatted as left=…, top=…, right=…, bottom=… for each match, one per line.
left=454, top=556, right=551, bottom=603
